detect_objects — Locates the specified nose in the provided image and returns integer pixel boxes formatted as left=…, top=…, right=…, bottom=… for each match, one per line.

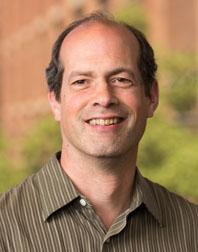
left=92, top=82, right=119, bottom=108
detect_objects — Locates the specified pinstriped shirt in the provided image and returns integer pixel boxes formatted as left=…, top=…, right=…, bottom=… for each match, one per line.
left=0, top=152, right=198, bottom=251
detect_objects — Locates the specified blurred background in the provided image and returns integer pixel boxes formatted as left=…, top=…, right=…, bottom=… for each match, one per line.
left=0, top=0, right=197, bottom=203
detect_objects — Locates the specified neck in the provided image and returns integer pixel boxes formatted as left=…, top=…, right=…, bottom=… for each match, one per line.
left=60, top=147, right=137, bottom=229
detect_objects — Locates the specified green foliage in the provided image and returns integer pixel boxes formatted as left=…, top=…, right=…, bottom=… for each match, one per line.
left=22, top=116, right=61, bottom=173
left=138, top=115, right=198, bottom=202
left=160, top=53, right=197, bottom=115
left=0, top=117, right=61, bottom=193
left=0, top=131, right=27, bottom=192
left=114, top=3, right=148, bottom=32
left=168, top=73, right=197, bottom=113
left=0, top=164, right=27, bottom=193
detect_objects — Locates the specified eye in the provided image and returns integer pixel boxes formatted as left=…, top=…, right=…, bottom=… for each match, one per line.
left=72, top=79, right=87, bottom=85
left=110, top=77, right=134, bottom=86
left=70, top=79, right=90, bottom=90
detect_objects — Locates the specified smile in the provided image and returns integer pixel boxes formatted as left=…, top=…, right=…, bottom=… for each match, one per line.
left=87, top=118, right=123, bottom=126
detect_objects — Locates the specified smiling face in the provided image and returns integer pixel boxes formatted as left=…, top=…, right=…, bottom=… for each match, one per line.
left=49, top=22, right=158, bottom=159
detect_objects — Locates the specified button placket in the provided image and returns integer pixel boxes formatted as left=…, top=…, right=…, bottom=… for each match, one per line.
left=78, top=197, right=107, bottom=237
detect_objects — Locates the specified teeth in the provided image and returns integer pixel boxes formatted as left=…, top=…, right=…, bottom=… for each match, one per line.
left=88, top=118, right=121, bottom=126
left=113, top=118, right=117, bottom=124
left=100, top=119, right=105, bottom=125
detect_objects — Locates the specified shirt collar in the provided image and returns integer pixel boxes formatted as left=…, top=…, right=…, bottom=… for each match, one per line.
left=36, top=152, right=80, bottom=221
left=134, top=170, right=164, bottom=227
left=37, top=153, right=163, bottom=226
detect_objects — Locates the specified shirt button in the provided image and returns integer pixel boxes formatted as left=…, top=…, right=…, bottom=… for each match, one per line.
left=79, top=198, right=87, bottom=206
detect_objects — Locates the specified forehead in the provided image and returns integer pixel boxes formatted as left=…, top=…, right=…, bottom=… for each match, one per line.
left=59, top=22, right=140, bottom=64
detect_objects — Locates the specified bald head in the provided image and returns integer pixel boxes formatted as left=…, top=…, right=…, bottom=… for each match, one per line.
left=46, top=12, right=157, bottom=100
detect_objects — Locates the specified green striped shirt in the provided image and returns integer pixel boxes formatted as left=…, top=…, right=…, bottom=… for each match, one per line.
left=0, top=152, right=198, bottom=251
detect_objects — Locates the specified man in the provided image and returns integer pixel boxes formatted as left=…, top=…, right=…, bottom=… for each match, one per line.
left=0, top=12, right=197, bottom=251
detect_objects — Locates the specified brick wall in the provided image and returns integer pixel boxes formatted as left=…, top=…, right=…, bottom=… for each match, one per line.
left=0, top=0, right=131, bottom=135
left=144, top=0, right=198, bottom=52
left=0, top=0, right=68, bottom=134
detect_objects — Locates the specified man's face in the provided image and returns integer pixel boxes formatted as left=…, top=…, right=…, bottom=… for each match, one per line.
left=49, top=23, right=158, bottom=158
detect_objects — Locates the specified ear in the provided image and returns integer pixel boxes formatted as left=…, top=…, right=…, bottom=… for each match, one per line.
left=147, top=80, right=159, bottom=118
left=48, top=91, right=61, bottom=121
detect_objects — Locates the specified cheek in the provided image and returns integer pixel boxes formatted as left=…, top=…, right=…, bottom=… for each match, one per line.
left=61, top=92, right=87, bottom=118
left=121, top=91, right=149, bottom=119
left=119, top=91, right=141, bottom=110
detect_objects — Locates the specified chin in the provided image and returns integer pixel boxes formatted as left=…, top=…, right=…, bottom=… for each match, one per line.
left=90, top=152, right=121, bottom=158
left=84, top=145, right=132, bottom=158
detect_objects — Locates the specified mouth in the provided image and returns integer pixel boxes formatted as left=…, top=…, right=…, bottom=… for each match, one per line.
left=86, top=117, right=124, bottom=126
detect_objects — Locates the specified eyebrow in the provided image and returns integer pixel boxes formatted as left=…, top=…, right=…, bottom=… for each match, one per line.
left=106, top=67, right=135, bottom=79
left=68, top=71, right=93, bottom=80
left=68, top=67, right=135, bottom=80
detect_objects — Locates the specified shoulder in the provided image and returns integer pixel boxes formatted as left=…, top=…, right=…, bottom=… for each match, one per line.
left=0, top=167, right=44, bottom=232
left=146, top=177, right=198, bottom=224
left=0, top=153, right=59, bottom=214
left=0, top=172, right=39, bottom=213
left=0, top=152, right=63, bottom=229
left=0, top=167, right=48, bottom=249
